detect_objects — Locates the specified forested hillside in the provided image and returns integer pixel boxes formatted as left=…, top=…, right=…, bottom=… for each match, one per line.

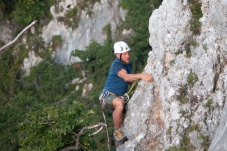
left=0, top=0, right=162, bottom=150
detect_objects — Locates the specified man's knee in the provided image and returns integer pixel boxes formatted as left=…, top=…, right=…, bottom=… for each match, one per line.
left=113, top=98, right=124, bottom=109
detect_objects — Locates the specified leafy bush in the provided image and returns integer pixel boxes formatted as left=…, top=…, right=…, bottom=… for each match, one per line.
left=19, top=101, right=96, bottom=151
left=0, top=50, right=19, bottom=105
left=64, top=7, right=79, bottom=29
left=51, top=35, right=62, bottom=51
left=0, top=0, right=17, bottom=17
left=10, top=0, right=54, bottom=26
left=72, top=41, right=114, bottom=102
left=0, top=51, right=82, bottom=150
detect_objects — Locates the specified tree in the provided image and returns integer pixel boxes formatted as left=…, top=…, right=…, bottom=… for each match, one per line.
left=19, top=100, right=98, bottom=151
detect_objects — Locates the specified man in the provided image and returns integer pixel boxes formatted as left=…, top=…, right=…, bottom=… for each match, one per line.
left=99, top=41, right=153, bottom=145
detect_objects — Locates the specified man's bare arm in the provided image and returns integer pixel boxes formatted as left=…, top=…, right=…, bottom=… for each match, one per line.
left=118, top=69, right=154, bottom=83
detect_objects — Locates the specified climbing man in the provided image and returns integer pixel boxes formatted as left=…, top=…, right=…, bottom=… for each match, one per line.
left=99, top=41, right=154, bottom=146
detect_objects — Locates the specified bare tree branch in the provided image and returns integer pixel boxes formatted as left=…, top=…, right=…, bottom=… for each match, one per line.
left=59, top=122, right=106, bottom=151
left=75, top=122, right=106, bottom=150
left=0, top=20, right=37, bottom=52
left=55, top=97, right=68, bottom=105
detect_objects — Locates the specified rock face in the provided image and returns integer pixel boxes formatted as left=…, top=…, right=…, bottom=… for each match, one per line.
left=41, top=0, right=126, bottom=64
left=118, top=0, right=227, bottom=150
left=0, top=20, right=14, bottom=44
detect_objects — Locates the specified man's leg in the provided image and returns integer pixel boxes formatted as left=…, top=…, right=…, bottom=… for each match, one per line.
left=112, top=97, right=128, bottom=146
left=112, top=97, right=124, bottom=129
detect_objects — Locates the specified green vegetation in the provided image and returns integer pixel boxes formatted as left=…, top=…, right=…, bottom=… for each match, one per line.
left=179, top=110, right=191, bottom=119
left=171, top=122, right=210, bottom=151
left=120, top=0, right=160, bottom=72
left=14, top=0, right=53, bottom=26
left=203, top=44, right=208, bottom=51
left=180, top=133, right=196, bottom=151
left=177, top=95, right=190, bottom=104
left=176, top=85, right=189, bottom=104
left=184, top=38, right=198, bottom=58
left=176, top=71, right=198, bottom=104
left=189, top=0, right=203, bottom=35
left=0, top=0, right=163, bottom=150
left=167, top=126, right=172, bottom=135
left=0, top=50, right=19, bottom=105
left=19, top=101, right=96, bottom=151
left=77, top=0, right=101, bottom=10
left=168, top=124, right=200, bottom=151
left=63, top=7, right=79, bottom=29
left=0, top=0, right=17, bottom=18
left=72, top=41, right=114, bottom=102
left=205, top=99, right=213, bottom=108
left=168, top=147, right=184, bottom=151
left=187, top=72, right=198, bottom=87
left=186, top=49, right=191, bottom=58
left=0, top=0, right=54, bottom=33
left=103, top=23, right=112, bottom=43
left=175, top=0, right=202, bottom=58
left=0, top=51, right=82, bottom=150
left=188, top=124, right=199, bottom=132
left=52, top=35, right=62, bottom=51
left=0, top=40, right=5, bottom=47
left=189, top=40, right=198, bottom=48
left=170, top=59, right=175, bottom=66
left=175, top=38, right=198, bottom=58
left=62, top=0, right=101, bottom=28
left=200, top=134, right=210, bottom=150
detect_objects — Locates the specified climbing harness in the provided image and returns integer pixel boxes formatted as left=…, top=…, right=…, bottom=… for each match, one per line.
left=100, top=80, right=138, bottom=105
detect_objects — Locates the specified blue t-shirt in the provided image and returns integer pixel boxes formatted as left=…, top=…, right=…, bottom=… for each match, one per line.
left=104, top=58, right=132, bottom=96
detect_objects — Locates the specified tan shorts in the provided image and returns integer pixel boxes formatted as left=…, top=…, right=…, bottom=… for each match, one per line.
left=104, top=95, right=118, bottom=110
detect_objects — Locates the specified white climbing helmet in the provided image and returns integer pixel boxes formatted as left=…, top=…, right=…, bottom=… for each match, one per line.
left=113, top=41, right=130, bottom=54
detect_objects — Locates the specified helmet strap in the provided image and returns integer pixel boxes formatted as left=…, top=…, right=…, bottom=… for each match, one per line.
left=119, top=53, right=122, bottom=62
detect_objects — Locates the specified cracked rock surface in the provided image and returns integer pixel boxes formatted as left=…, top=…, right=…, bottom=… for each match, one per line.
left=118, top=0, right=227, bottom=150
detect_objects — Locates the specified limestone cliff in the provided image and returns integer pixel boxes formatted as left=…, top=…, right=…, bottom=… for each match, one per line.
left=41, top=0, right=126, bottom=64
left=118, top=0, right=227, bottom=150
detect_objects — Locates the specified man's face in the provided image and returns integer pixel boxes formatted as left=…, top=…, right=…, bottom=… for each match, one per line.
left=118, top=51, right=130, bottom=64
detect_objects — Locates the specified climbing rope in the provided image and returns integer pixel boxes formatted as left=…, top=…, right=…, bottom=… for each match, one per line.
left=123, top=80, right=138, bottom=103
left=100, top=100, right=111, bottom=151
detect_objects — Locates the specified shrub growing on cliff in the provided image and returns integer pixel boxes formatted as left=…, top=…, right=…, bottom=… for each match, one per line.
left=189, top=0, right=203, bottom=35
left=187, top=72, right=198, bottom=87
left=10, top=0, right=54, bottom=26
left=51, top=35, right=62, bottom=51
